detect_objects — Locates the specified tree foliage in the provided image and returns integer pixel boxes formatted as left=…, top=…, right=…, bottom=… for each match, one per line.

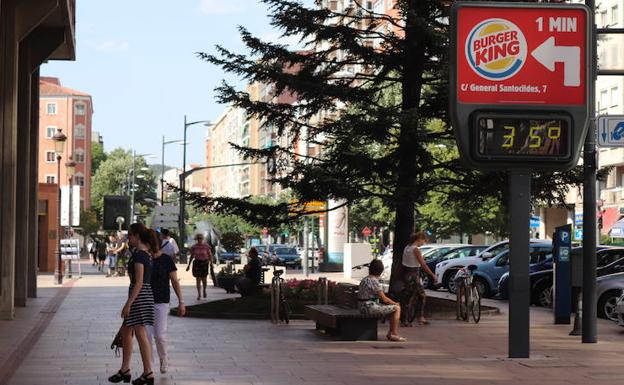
left=183, top=0, right=593, bottom=290
left=91, top=148, right=157, bottom=218
left=91, top=141, right=107, bottom=176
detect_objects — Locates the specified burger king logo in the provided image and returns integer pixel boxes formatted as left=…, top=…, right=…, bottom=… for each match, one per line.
left=466, top=18, right=527, bottom=81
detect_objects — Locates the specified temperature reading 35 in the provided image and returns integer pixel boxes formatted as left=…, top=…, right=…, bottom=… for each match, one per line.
left=535, top=16, right=578, bottom=32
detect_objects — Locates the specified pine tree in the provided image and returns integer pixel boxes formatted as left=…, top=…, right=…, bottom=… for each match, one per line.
left=186, top=0, right=594, bottom=291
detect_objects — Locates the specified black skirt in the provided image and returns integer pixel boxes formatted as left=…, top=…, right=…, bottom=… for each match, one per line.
left=192, top=259, right=209, bottom=278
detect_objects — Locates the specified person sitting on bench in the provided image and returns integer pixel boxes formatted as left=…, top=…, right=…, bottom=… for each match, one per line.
left=358, top=259, right=405, bottom=342
left=236, top=248, right=262, bottom=297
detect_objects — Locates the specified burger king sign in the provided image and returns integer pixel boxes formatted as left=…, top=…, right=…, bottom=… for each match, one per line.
left=450, top=2, right=591, bottom=171
left=466, top=18, right=527, bottom=81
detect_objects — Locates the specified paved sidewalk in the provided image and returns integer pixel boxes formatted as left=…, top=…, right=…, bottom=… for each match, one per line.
left=2, top=260, right=624, bottom=385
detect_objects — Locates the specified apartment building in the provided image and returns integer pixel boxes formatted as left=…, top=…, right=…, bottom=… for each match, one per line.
left=39, top=77, right=93, bottom=209
left=205, top=106, right=249, bottom=198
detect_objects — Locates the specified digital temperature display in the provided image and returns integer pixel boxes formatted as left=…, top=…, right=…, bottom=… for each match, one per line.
left=475, top=114, right=571, bottom=160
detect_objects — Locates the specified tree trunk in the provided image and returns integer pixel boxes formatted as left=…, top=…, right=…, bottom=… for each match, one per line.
left=389, top=0, right=427, bottom=294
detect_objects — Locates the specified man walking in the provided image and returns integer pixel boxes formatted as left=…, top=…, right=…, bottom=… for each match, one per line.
left=159, top=229, right=180, bottom=262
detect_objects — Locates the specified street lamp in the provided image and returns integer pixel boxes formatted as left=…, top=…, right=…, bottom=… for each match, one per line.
left=52, top=128, right=67, bottom=285
left=65, top=156, right=77, bottom=278
left=180, top=116, right=212, bottom=253
left=161, top=136, right=184, bottom=205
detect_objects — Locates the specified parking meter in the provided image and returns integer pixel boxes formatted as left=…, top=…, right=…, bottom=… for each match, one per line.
left=553, top=224, right=572, bottom=324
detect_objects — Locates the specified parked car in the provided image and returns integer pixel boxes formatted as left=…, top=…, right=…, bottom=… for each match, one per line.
left=255, top=244, right=285, bottom=265
left=471, top=248, right=552, bottom=298
left=511, top=246, right=624, bottom=308
left=421, top=245, right=487, bottom=289
left=497, top=255, right=554, bottom=300
left=271, top=246, right=302, bottom=267
left=215, top=247, right=241, bottom=264
left=597, top=272, right=624, bottom=321
left=435, top=240, right=550, bottom=294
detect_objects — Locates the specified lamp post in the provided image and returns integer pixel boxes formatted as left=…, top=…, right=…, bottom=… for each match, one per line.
left=180, top=116, right=212, bottom=253
left=161, top=136, right=184, bottom=205
left=52, top=128, right=67, bottom=285
left=65, top=156, right=76, bottom=278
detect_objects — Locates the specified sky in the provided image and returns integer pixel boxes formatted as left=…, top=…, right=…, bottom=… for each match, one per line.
left=42, top=0, right=307, bottom=168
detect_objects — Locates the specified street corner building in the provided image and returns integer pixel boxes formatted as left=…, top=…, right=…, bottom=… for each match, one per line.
left=0, top=0, right=76, bottom=320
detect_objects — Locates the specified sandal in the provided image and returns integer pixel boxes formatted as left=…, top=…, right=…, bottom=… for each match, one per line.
left=387, top=334, right=407, bottom=342
left=108, top=369, right=131, bottom=383
left=418, top=319, right=430, bottom=326
left=131, top=372, right=153, bottom=385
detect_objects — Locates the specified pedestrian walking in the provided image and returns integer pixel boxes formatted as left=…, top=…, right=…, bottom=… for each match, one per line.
left=146, top=229, right=186, bottom=374
left=96, top=239, right=107, bottom=272
left=186, top=233, right=212, bottom=300
left=108, top=223, right=156, bottom=385
left=358, top=259, right=405, bottom=341
left=400, top=231, right=436, bottom=326
left=159, top=229, right=180, bottom=262
left=106, top=234, right=119, bottom=277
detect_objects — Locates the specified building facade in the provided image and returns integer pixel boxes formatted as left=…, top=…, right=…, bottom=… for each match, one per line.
left=0, top=0, right=76, bottom=319
left=39, top=77, right=93, bottom=209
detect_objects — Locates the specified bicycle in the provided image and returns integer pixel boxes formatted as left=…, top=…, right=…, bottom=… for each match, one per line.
left=271, top=269, right=290, bottom=324
left=455, top=265, right=481, bottom=324
left=400, top=272, right=426, bottom=325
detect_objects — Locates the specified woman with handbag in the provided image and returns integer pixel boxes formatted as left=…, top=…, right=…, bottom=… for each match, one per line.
left=108, top=223, right=157, bottom=385
left=186, top=233, right=212, bottom=300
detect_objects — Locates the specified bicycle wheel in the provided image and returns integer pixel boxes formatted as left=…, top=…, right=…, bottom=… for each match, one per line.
left=471, top=286, right=481, bottom=324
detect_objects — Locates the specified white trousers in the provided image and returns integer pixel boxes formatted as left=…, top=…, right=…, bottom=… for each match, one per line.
left=147, top=303, right=169, bottom=361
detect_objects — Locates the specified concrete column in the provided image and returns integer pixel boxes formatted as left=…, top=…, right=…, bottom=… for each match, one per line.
left=14, top=28, right=34, bottom=308
left=28, top=69, right=40, bottom=299
left=0, top=1, right=19, bottom=320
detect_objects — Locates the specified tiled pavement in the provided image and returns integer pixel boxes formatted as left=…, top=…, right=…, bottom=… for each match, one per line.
left=2, top=260, right=624, bottom=385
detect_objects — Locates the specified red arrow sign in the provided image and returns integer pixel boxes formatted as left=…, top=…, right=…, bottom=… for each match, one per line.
left=456, top=6, right=587, bottom=106
left=362, top=227, right=372, bottom=237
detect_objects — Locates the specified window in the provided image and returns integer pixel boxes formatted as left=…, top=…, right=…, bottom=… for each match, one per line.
left=612, top=5, right=619, bottom=26
left=75, top=124, right=85, bottom=139
left=600, top=89, right=609, bottom=112
left=46, top=103, right=57, bottom=115
left=74, top=173, right=85, bottom=187
left=611, top=87, right=619, bottom=108
left=75, top=103, right=86, bottom=116
left=74, top=149, right=85, bottom=163
left=598, top=250, right=624, bottom=267
left=45, top=151, right=56, bottom=163
left=46, top=126, right=56, bottom=138
left=45, top=175, right=56, bottom=184
left=600, top=10, right=608, bottom=27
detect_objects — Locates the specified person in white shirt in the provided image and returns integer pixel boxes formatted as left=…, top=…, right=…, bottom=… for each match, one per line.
left=400, top=231, right=436, bottom=326
left=159, top=229, right=179, bottom=262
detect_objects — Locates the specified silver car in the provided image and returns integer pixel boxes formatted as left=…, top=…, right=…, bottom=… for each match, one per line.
left=597, top=272, right=624, bottom=321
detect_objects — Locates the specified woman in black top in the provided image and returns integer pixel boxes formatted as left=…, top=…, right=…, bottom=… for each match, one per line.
left=108, top=223, right=156, bottom=385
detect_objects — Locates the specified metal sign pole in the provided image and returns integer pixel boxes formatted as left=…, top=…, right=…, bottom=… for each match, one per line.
left=582, top=0, right=598, bottom=344
left=508, top=170, right=531, bottom=358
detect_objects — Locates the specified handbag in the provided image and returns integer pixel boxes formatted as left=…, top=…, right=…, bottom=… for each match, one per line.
left=110, top=324, right=133, bottom=357
left=110, top=325, right=123, bottom=357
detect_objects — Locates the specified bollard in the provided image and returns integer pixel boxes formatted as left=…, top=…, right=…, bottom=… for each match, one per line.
left=317, top=277, right=328, bottom=305
left=570, top=294, right=582, bottom=336
left=271, top=275, right=278, bottom=324
left=323, top=278, right=328, bottom=305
